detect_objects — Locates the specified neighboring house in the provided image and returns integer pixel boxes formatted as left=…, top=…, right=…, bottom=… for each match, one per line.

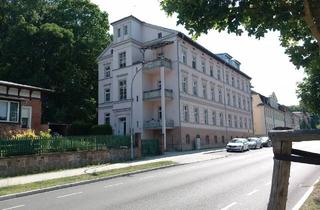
left=292, top=111, right=311, bottom=128
left=0, top=80, right=52, bottom=135
left=251, top=91, right=300, bottom=136
left=97, top=15, right=253, bottom=151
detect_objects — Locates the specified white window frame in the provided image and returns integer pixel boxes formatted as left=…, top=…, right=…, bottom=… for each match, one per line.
left=123, top=25, right=128, bottom=35
left=183, top=105, right=189, bottom=122
left=105, top=113, right=110, bottom=125
left=104, top=87, right=111, bottom=102
left=119, top=52, right=126, bottom=68
left=119, top=79, right=127, bottom=101
left=182, top=76, right=188, bottom=93
left=0, top=100, right=19, bottom=123
left=204, top=109, right=208, bottom=125
left=212, top=111, right=217, bottom=126
left=182, top=50, right=187, bottom=64
left=194, top=107, right=199, bottom=123
left=192, top=80, right=198, bottom=96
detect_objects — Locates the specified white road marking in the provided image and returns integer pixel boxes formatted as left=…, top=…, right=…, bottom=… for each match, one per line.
left=104, top=182, right=124, bottom=188
left=220, top=202, right=237, bottom=210
left=56, top=191, right=83, bottom=199
left=2, top=205, right=25, bottom=210
left=247, top=189, right=259, bottom=196
left=292, top=178, right=320, bottom=210
left=139, top=175, right=155, bottom=180
left=265, top=181, right=271, bottom=186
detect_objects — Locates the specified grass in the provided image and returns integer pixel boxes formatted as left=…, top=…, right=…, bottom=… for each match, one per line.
left=0, top=161, right=176, bottom=196
left=300, top=181, right=320, bottom=210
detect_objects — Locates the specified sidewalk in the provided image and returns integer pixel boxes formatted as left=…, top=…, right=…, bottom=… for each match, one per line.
left=0, top=148, right=226, bottom=188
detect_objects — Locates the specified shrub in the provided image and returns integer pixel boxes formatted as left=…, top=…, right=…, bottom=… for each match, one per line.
left=68, top=121, right=92, bottom=136
left=39, top=129, right=52, bottom=139
left=91, top=124, right=113, bottom=135
left=12, top=129, right=37, bottom=139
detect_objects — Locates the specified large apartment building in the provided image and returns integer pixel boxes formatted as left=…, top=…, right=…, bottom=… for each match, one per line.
left=98, top=16, right=253, bottom=151
left=251, top=91, right=300, bottom=136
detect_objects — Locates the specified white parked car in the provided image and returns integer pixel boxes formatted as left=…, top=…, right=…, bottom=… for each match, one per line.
left=226, top=138, right=249, bottom=152
left=260, top=136, right=272, bottom=147
left=247, top=137, right=262, bottom=149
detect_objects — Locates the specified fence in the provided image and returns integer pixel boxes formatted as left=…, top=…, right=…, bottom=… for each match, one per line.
left=141, top=139, right=160, bottom=156
left=267, top=129, right=320, bottom=210
left=0, top=135, right=131, bottom=158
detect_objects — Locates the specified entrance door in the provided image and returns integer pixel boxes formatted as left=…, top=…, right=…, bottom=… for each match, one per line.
left=118, top=117, right=127, bottom=135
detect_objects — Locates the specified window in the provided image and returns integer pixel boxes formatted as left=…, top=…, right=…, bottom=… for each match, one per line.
left=204, top=109, right=208, bottom=124
left=158, top=32, right=162, bottom=38
left=240, top=117, right=243, bottom=128
left=214, top=136, right=218, bottom=144
left=104, top=64, right=111, bottom=78
left=234, top=116, right=238, bottom=128
left=212, top=111, right=217, bottom=126
left=228, top=114, right=232, bottom=127
left=206, top=135, right=210, bottom=144
left=158, top=106, right=162, bottom=120
left=227, top=92, right=231, bottom=105
left=238, top=95, right=241, bottom=108
left=218, top=88, right=223, bottom=103
left=119, top=52, right=126, bottom=68
left=192, top=80, right=198, bottom=96
left=182, top=50, right=187, bottom=64
left=217, top=69, right=221, bottom=80
left=0, top=101, right=19, bottom=123
left=158, top=80, right=161, bottom=89
left=202, top=83, right=207, bottom=99
left=237, top=78, right=240, bottom=89
left=241, top=80, right=244, bottom=90
left=104, top=87, right=110, bottom=102
left=201, top=60, right=206, bottom=73
left=192, top=56, right=197, bottom=69
left=219, top=113, right=224, bottom=126
left=211, top=86, right=215, bottom=101
left=123, top=25, right=128, bottom=35
left=186, top=134, right=190, bottom=144
left=119, top=80, right=127, bottom=100
left=232, top=94, right=236, bottom=107
left=244, top=118, right=248, bottom=128
left=104, top=113, right=110, bottom=125
left=194, top=107, right=199, bottom=123
left=243, top=98, right=246, bottom=110
left=231, top=76, right=235, bottom=87
left=183, top=105, right=189, bottom=122
left=247, top=97, right=250, bottom=111
left=210, top=65, right=214, bottom=77
left=117, top=28, right=121, bottom=37
left=182, top=76, right=188, bottom=93
left=226, top=73, right=229, bottom=84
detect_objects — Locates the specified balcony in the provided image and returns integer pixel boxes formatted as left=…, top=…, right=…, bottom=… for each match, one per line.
left=143, top=88, right=173, bottom=101
left=143, top=57, right=172, bottom=72
left=144, top=119, right=174, bottom=129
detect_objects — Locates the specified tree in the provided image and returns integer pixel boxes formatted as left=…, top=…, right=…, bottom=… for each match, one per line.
left=0, top=0, right=111, bottom=124
left=160, top=0, right=320, bottom=113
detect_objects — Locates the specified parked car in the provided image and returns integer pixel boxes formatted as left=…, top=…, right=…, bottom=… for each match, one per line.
left=260, top=136, right=272, bottom=147
left=247, top=137, right=262, bottom=149
left=226, top=138, right=249, bottom=152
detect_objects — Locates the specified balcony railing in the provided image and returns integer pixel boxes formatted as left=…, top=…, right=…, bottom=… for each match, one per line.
left=143, top=88, right=173, bottom=100
left=143, top=57, right=172, bottom=71
left=144, top=119, right=174, bottom=129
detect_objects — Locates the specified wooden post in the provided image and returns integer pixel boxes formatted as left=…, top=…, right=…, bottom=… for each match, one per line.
left=267, top=139, right=292, bottom=210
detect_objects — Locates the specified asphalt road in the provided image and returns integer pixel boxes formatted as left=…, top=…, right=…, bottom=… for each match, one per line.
left=1, top=141, right=319, bottom=210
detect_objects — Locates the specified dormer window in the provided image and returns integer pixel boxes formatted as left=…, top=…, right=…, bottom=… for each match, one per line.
left=117, top=28, right=121, bottom=37
left=158, top=32, right=162, bottom=38
left=123, top=25, right=128, bottom=35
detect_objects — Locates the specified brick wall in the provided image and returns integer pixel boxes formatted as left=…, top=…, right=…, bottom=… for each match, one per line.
left=0, top=148, right=139, bottom=177
left=0, top=124, right=20, bottom=138
left=22, top=99, right=42, bottom=132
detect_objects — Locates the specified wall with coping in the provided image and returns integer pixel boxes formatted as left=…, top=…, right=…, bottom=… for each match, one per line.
left=0, top=148, right=139, bottom=177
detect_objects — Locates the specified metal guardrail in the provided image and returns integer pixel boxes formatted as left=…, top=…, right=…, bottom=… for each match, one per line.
left=143, top=88, right=173, bottom=100
left=144, top=119, right=174, bottom=129
left=267, top=128, right=320, bottom=210
left=143, top=57, right=172, bottom=71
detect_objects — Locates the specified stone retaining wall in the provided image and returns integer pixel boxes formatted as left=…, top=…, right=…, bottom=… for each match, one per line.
left=0, top=148, right=139, bottom=177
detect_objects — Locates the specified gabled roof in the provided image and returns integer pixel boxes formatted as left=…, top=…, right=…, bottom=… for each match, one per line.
left=111, top=15, right=144, bottom=25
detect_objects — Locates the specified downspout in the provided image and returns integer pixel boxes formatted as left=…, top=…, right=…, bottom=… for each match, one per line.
left=176, top=37, right=182, bottom=151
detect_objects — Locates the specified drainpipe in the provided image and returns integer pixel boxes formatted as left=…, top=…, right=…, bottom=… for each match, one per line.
left=160, top=65, right=166, bottom=151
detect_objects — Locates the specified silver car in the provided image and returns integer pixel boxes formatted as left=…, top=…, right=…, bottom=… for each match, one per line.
left=226, top=138, right=249, bottom=152
left=247, top=137, right=262, bottom=149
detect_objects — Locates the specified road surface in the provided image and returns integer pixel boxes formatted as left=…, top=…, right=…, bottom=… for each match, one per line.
left=1, top=141, right=319, bottom=210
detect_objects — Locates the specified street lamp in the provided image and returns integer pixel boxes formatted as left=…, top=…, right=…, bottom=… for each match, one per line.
left=130, top=49, right=145, bottom=160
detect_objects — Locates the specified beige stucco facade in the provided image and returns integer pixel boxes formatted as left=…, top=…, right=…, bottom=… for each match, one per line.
left=98, top=16, right=253, bottom=151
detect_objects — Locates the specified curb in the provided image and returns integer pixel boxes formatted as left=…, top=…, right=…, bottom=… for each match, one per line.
left=0, top=163, right=180, bottom=201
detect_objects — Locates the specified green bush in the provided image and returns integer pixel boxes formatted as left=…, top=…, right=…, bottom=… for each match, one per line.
left=91, top=124, right=113, bottom=135
left=68, top=121, right=92, bottom=136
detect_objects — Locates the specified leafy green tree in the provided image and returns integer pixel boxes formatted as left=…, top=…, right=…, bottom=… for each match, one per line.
left=0, top=0, right=111, bottom=124
left=161, top=0, right=320, bottom=113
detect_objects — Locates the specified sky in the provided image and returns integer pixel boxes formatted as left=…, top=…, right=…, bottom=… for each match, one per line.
left=91, top=0, right=305, bottom=106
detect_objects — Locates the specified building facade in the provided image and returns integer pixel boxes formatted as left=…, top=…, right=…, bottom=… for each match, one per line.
left=251, top=91, right=300, bottom=136
left=98, top=16, right=253, bottom=151
left=0, top=80, right=52, bottom=136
